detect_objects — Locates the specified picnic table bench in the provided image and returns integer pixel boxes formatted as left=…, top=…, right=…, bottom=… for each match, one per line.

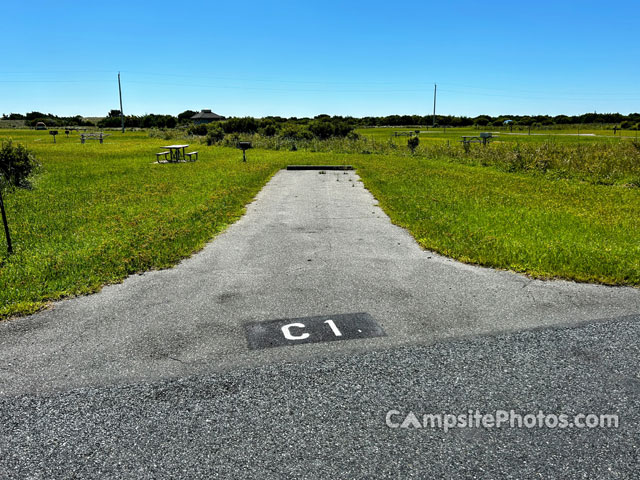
left=155, top=151, right=170, bottom=161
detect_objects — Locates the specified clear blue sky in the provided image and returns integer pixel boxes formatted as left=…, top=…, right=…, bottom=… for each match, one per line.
left=2, top=0, right=638, bottom=118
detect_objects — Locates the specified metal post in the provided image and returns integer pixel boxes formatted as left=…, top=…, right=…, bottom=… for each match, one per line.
left=432, top=83, right=437, bottom=127
left=0, top=189, right=13, bottom=254
left=118, top=72, right=125, bottom=133
left=243, top=150, right=246, bottom=162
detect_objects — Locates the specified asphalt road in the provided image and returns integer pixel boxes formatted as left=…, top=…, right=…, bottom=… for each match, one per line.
left=1, top=170, right=639, bottom=478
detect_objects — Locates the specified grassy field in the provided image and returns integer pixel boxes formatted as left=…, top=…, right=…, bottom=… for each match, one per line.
left=0, top=128, right=638, bottom=319
left=357, top=126, right=640, bottom=144
left=252, top=126, right=640, bottom=185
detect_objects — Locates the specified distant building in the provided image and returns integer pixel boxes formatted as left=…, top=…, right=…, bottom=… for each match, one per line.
left=191, top=109, right=225, bottom=125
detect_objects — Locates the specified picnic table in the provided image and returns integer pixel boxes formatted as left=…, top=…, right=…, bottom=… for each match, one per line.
left=393, top=131, right=417, bottom=137
left=162, top=144, right=189, bottom=162
left=80, top=132, right=109, bottom=144
left=461, top=132, right=496, bottom=147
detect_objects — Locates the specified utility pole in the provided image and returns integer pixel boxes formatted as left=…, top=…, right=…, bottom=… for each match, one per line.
left=432, top=83, right=437, bottom=127
left=118, top=72, right=125, bottom=133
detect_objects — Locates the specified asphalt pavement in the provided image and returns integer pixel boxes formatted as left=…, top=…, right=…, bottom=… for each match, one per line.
left=0, top=169, right=638, bottom=478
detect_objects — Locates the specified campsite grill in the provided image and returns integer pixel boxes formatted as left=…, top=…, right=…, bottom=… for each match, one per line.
left=238, top=141, right=252, bottom=162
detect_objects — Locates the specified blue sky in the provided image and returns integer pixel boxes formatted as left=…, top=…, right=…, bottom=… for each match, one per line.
left=2, top=0, right=638, bottom=118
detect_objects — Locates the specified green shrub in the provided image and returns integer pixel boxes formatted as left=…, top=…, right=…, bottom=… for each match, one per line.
left=407, top=136, right=419, bottom=153
left=205, top=123, right=225, bottom=145
left=188, top=123, right=208, bottom=136
left=259, top=123, right=278, bottom=137
left=147, top=129, right=174, bottom=140
left=280, top=124, right=313, bottom=141
left=0, top=140, right=39, bottom=191
left=222, top=117, right=259, bottom=134
left=0, top=140, right=39, bottom=254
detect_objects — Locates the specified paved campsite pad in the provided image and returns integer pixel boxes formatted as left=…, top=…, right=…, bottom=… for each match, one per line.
left=0, top=169, right=639, bottom=397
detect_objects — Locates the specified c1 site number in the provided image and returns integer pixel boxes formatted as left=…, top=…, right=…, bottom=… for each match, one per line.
left=281, top=319, right=343, bottom=341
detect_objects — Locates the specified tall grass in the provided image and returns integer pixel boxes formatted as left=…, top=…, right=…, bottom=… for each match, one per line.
left=234, top=133, right=640, bottom=186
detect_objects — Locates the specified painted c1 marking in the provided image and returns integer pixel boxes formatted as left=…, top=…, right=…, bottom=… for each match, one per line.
left=281, top=323, right=310, bottom=340
left=324, top=319, right=343, bottom=337
left=281, top=319, right=343, bottom=341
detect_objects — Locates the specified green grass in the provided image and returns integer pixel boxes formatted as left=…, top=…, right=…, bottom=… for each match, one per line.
left=0, top=130, right=290, bottom=317
left=0, top=128, right=638, bottom=319
left=356, top=154, right=640, bottom=284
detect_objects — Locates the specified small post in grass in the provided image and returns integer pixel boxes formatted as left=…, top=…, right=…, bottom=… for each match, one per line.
left=0, top=190, right=12, bottom=254
left=49, top=130, right=58, bottom=143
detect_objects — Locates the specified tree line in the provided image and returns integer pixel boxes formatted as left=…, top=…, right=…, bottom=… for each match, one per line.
left=3, top=110, right=640, bottom=130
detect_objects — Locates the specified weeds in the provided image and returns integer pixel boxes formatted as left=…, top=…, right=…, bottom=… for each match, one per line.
left=230, top=132, right=640, bottom=186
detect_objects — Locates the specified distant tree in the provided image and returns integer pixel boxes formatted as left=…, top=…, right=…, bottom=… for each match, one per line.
left=518, top=116, right=534, bottom=126
left=222, top=117, right=259, bottom=134
left=141, top=115, right=156, bottom=128
left=309, top=120, right=334, bottom=139
left=458, top=116, right=474, bottom=127
left=97, top=116, right=121, bottom=128
left=258, top=121, right=278, bottom=137
left=25, top=112, right=47, bottom=121
left=177, top=110, right=197, bottom=121
left=553, top=115, right=572, bottom=125
left=399, top=115, right=414, bottom=125
left=0, top=141, right=39, bottom=254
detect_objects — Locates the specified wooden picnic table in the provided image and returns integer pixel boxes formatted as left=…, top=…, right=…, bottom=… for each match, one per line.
left=461, top=133, right=496, bottom=146
left=80, top=132, right=109, bottom=144
left=162, top=144, right=189, bottom=162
